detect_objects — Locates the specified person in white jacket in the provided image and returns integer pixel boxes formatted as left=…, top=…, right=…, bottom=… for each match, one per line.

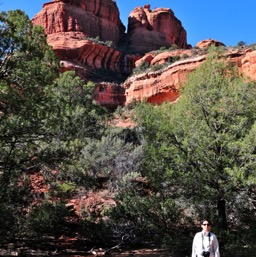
left=192, top=220, right=220, bottom=257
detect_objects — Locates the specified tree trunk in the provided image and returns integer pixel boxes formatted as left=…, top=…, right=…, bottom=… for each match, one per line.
left=217, top=199, right=227, bottom=230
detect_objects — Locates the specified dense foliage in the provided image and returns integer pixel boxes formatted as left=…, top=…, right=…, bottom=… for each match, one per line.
left=126, top=48, right=256, bottom=254
left=0, top=10, right=109, bottom=237
left=0, top=9, right=255, bottom=257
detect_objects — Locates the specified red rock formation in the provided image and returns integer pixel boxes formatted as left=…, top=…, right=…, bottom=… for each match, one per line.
left=224, top=48, right=256, bottom=82
left=32, top=0, right=125, bottom=45
left=31, top=0, right=131, bottom=82
left=31, top=1, right=192, bottom=109
left=135, top=54, right=155, bottom=68
left=124, top=47, right=256, bottom=106
left=196, top=39, right=226, bottom=49
left=124, top=53, right=205, bottom=105
left=135, top=49, right=193, bottom=67
left=48, top=33, right=124, bottom=78
left=32, top=2, right=256, bottom=110
left=127, top=5, right=188, bottom=53
left=95, top=82, right=126, bottom=110
left=32, top=0, right=131, bottom=109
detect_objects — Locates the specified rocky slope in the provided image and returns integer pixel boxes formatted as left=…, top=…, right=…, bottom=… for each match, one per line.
left=32, top=1, right=256, bottom=110
left=124, top=44, right=256, bottom=105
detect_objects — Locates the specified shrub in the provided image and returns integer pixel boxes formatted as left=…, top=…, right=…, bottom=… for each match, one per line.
left=182, top=54, right=189, bottom=59
left=168, top=55, right=181, bottom=64
left=85, top=36, right=113, bottom=48
left=50, top=182, right=77, bottom=198
left=0, top=203, right=17, bottom=238
left=237, top=41, right=246, bottom=47
left=133, top=61, right=150, bottom=74
left=27, top=201, right=74, bottom=236
left=110, top=190, right=187, bottom=248
left=159, top=46, right=167, bottom=51
left=169, top=44, right=179, bottom=50
left=151, top=63, right=165, bottom=71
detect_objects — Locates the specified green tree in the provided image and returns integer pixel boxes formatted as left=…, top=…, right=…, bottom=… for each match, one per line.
left=0, top=10, right=59, bottom=199
left=27, top=201, right=74, bottom=236
left=77, top=128, right=143, bottom=190
left=42, top=71, right=109, bottom=184
left=237, top=41, right=246, bottom=47
left=0, top=10, right=60, bottom=237
left=135, top=48, right=256, bottom=232
left=0, top=10, right=108, bottom=237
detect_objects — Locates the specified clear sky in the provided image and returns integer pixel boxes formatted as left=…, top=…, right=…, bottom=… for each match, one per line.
left=0, top=0, right=256, bottom=47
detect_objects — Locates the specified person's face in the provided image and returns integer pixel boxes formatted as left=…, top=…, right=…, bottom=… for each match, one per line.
left=201, top=221, right=211, bottom=232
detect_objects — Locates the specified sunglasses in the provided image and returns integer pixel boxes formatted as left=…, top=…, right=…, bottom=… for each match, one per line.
left=202, top=224, right=210, bottom=226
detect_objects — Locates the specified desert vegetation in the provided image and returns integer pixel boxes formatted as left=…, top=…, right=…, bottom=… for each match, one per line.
left=0, top=10, right=255, bottom=257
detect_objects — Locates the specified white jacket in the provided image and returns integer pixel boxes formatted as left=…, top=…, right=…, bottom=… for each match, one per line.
left=192, top=231, right=220, bottom=257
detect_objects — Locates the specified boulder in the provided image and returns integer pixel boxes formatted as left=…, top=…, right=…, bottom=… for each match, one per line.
left=196, top=39, right=226, bottom=49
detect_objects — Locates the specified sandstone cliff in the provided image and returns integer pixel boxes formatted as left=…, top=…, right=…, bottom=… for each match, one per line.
left=124, top=44, right=256, bottom=106
left=128, top=5, right=188, bottom=53
left=32, top=1, right=256, bottom=110
left=32, top=0, right=132, bottom=83
left=31, top=1, right=190, bottom=109
left=32, top=0, right=125, bottom=45
left=32, top=0, right=133, bottom=109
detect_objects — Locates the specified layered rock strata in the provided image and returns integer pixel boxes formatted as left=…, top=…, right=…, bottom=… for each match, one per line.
left=32, top=0, right=125, bottom=44
left=32, top=2, right=256, bottom=110
left=124, top=45, right=256, bottom=106
left=32, top=0, right=132, bottom=82
left=31, top=1, right=191, bottom=108
left=124, top=53, right=206, bottom=105
left=32, top=0, right=131, bottom=108
left=127, top=5, right=188, bottom=53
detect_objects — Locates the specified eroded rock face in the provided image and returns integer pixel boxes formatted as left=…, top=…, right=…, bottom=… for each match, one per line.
left=48, top=32, right=125, bottom=80
left=124, top=47, right=256, bottom=106
left=32, top=0, right=131, bottom=109
left=32, top=2, right=256, bottom=110
left=31, top=0, right=131, bottom=81
left=127, top=5, right=188, bottom=53
left=240, top=50, right=256, bottom=80
left=32, top=0, right=125, bottom=45
left=124, top=53, right=205, bottom=105
left=31, top=1, right=191, bottom=109
left=95, top=82, right=126, bottom=110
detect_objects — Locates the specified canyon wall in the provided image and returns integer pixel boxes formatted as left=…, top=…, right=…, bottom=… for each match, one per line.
left=32, top=0, right=131, bottom=82
left=32, top=0, right=125, bottom=44
left=32, top=1, right=256, bottom=110
left=124, top=44, right=256, bottom=106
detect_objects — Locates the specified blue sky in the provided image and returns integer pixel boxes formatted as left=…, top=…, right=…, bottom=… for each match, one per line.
left=1, top=0, right=256, bottom=47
